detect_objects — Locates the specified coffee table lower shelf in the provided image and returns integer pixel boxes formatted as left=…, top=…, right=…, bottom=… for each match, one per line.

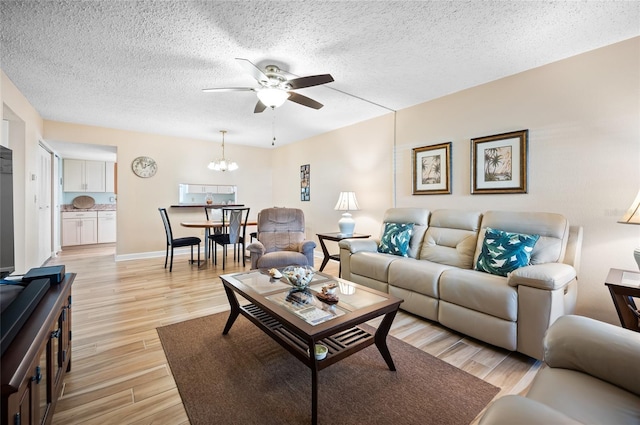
left=241, top=303, right=375, bottom=369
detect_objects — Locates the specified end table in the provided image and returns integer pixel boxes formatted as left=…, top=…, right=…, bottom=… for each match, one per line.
left=316, top=232, right=370, bottom=275
left=605, top=268, right=640, bottom=332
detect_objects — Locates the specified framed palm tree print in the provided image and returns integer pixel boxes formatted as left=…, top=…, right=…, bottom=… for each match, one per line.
left=412, top=142, right=452, bottom=195
left=471, top=130, right=528, bottom=194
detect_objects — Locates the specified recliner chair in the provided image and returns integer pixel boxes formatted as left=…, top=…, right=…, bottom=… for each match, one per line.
left=479, top=315, right=640, bottom=425
left=247, top=207, right=316, bottom=270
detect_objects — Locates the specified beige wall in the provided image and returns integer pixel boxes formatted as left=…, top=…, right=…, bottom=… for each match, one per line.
left=43, top=121, right=274, bottom=257
left=279, top=37, right=640, bottom=324
left=1, top=71, right=45, bottom=274
left=2, top=37, right=638, bottom=326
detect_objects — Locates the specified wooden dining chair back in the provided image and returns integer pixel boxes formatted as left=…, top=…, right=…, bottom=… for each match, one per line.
left=158, top=208, right=202, bottom=272
left=210, top=207, right=250, bottom=270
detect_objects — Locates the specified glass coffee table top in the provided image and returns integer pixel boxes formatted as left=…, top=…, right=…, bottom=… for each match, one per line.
left=228, top=270, right=390, bottom=326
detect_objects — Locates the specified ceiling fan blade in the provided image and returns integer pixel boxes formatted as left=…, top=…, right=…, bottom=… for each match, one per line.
left=287, top=92, right=323, bottom=109
left=202, top=87, right=255, bottom=93
left=287, top=74, right=334, bottom=90
left=254, top=100, right=267, bottom=113
left=236, top=58, right=269, bottom=84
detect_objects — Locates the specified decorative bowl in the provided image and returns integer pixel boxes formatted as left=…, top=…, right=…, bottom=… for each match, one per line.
left=308, top=344, right=328, bottom=360
left=282, top=265, right=315, bottom=290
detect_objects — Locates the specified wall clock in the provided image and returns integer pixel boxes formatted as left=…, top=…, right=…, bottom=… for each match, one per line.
left=131, top=156, right=157, bottom=178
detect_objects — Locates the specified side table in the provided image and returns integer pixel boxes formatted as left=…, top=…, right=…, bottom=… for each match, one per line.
left=316, top=232, right=370, bottom=275
left=605, top=268, right=640, bottom=332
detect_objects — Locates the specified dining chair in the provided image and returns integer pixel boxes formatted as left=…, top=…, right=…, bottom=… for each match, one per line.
left=209, top=207, right=250, bottom=269
left=158, top=208, right=202, bottom=272
left=204, top=206, right=224, bottom=258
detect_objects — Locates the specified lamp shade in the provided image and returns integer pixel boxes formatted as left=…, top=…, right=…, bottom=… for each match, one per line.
left=619, top=189, right=640, bottom=224
left=257, top=88, right=290, bottom=108
left=619, top=189, right=640, bottom=270
left=334, top=192, right=359, bottom=236
left=334, top=192, right=360, bottom=211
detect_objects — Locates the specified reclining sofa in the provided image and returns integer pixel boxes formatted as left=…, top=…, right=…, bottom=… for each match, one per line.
left=339, top=208, right=583, bottom=360
left=480, top=315, right=640, bottom=424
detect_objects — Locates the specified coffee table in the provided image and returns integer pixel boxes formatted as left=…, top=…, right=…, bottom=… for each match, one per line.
left=220, top=269, right=404, bottom=425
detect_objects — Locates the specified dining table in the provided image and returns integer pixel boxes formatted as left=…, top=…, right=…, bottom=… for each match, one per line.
left=180, top=220, right=257, bottom=260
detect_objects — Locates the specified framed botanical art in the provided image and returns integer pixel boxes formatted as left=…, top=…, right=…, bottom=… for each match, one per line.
left=300, top=164, right=310, bottom=201
left=412, top=142, right=452, bottom=195
left=471, top=130, right=528, bottom=194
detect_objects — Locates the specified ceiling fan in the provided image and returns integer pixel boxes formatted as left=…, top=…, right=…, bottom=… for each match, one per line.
left=203, top=58, right=334, bottom=113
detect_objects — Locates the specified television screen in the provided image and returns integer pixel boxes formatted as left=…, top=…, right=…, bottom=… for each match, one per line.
left=0, top=145, right=15, bottom=278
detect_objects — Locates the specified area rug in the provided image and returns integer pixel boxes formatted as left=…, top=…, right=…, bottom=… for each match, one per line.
left=157, top=313, right=499, bottom=425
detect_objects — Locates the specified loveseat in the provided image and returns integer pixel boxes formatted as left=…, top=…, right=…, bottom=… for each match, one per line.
left=339, top=208, right=583, bottom=360
left=479, top=315, right=640, bottom=424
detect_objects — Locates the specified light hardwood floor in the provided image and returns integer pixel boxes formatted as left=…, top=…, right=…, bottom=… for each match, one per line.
left=46, top=244, right=540, bottom=424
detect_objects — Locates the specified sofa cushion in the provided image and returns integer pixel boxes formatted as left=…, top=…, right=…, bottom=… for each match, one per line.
left=475, top=227, right=540, bottom=277
left=381, top=208, right=429, bottom=258
left=350, top=251, right=398, bottom=283
left=388, top=258, right=453, bottom=298
left=440, top=268, right=518, bottom=321
left=419, top=209, right=482, bottom=268
left=527, top=368, right=640, bottom=425
left=378, top=222, right=414, bottom=257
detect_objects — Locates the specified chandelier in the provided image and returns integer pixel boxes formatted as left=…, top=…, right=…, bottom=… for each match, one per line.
left=208, top=130, right=238, bottom=171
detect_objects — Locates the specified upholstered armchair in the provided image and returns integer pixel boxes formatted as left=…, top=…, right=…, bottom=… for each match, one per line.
left=247, top=208, right=316, bottom=270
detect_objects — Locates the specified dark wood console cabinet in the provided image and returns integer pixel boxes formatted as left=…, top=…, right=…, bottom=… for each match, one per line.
left=1, top=273, right=75, bottom=425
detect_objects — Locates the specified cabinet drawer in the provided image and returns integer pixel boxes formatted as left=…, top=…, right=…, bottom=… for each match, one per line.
left=97, top=211, right=116, bottom=218
left=62, top=211, right=97, bottom=219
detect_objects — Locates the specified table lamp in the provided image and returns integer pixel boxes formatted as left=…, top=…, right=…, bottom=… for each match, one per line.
left=618, top=189, right=640, bottom=270
left=334, top=192, right=360, bottom=236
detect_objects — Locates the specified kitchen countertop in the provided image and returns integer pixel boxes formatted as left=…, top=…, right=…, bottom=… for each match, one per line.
left=61, top=204, right=116, bottom=212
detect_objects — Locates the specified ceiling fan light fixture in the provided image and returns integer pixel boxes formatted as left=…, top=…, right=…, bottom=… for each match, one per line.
left=208, top=130, right=238, bottom=172
left=257, top=87, right=290, bottom=108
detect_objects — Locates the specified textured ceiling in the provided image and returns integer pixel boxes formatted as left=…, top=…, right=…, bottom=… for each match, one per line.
left=1, top=1, right=639, bottom=151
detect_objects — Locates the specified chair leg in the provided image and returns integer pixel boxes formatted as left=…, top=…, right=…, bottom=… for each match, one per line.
left=222, top=244, right=226, bottom=270
left=197, top=242, right=200, bottom=266
left=164, top=245, right=169, bottom=269
left=169, top=246, right=174, bottom=272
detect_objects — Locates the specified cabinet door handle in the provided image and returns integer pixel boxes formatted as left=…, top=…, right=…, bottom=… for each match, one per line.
left=51, top=328, right=62, bottom=339
left=13, top=412, right=20, bottom=425
left=31, top=365, right=42, bottom=384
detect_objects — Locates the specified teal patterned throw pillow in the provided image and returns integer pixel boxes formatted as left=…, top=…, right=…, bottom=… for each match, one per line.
left=378, top=223, right=414, bottom=257
left=475, top=227, right=540, bottom=277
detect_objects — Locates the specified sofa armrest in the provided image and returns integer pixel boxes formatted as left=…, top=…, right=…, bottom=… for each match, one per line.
left=544, top=315, right=640, bottom=396
left=479, top=395, right=582, bottom=425
left=508, top=263, right=576, bottom=290
left=300, top=240, right=316, bottom=267
left=338, top=238, right=379, bottom=254
left=247, top=241, right=265, bottom=255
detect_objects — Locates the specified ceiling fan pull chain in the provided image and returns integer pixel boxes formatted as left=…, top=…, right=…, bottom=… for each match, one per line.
left=272, top=107, right=276, bottom=146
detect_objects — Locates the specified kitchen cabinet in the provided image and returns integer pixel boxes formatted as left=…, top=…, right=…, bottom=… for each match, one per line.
left=98, top=211, right=117, bottom=243
left=63, top=159, right=106, bottom=192
left=62, top=211, right=98, bottom=246
left=105, top=162, right=116, bottom=193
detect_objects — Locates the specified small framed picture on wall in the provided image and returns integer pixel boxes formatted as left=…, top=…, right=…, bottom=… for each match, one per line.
left=300, top=164, right=310, bottom=201
left=471, top=129, right=528, bottom=194
left=412, top=142, right=452, bottom=195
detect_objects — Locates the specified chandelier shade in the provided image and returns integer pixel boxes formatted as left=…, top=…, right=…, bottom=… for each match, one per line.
left=257, top=87, right=290, bottom=108
left=208, top=130, right=238, bottom=172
